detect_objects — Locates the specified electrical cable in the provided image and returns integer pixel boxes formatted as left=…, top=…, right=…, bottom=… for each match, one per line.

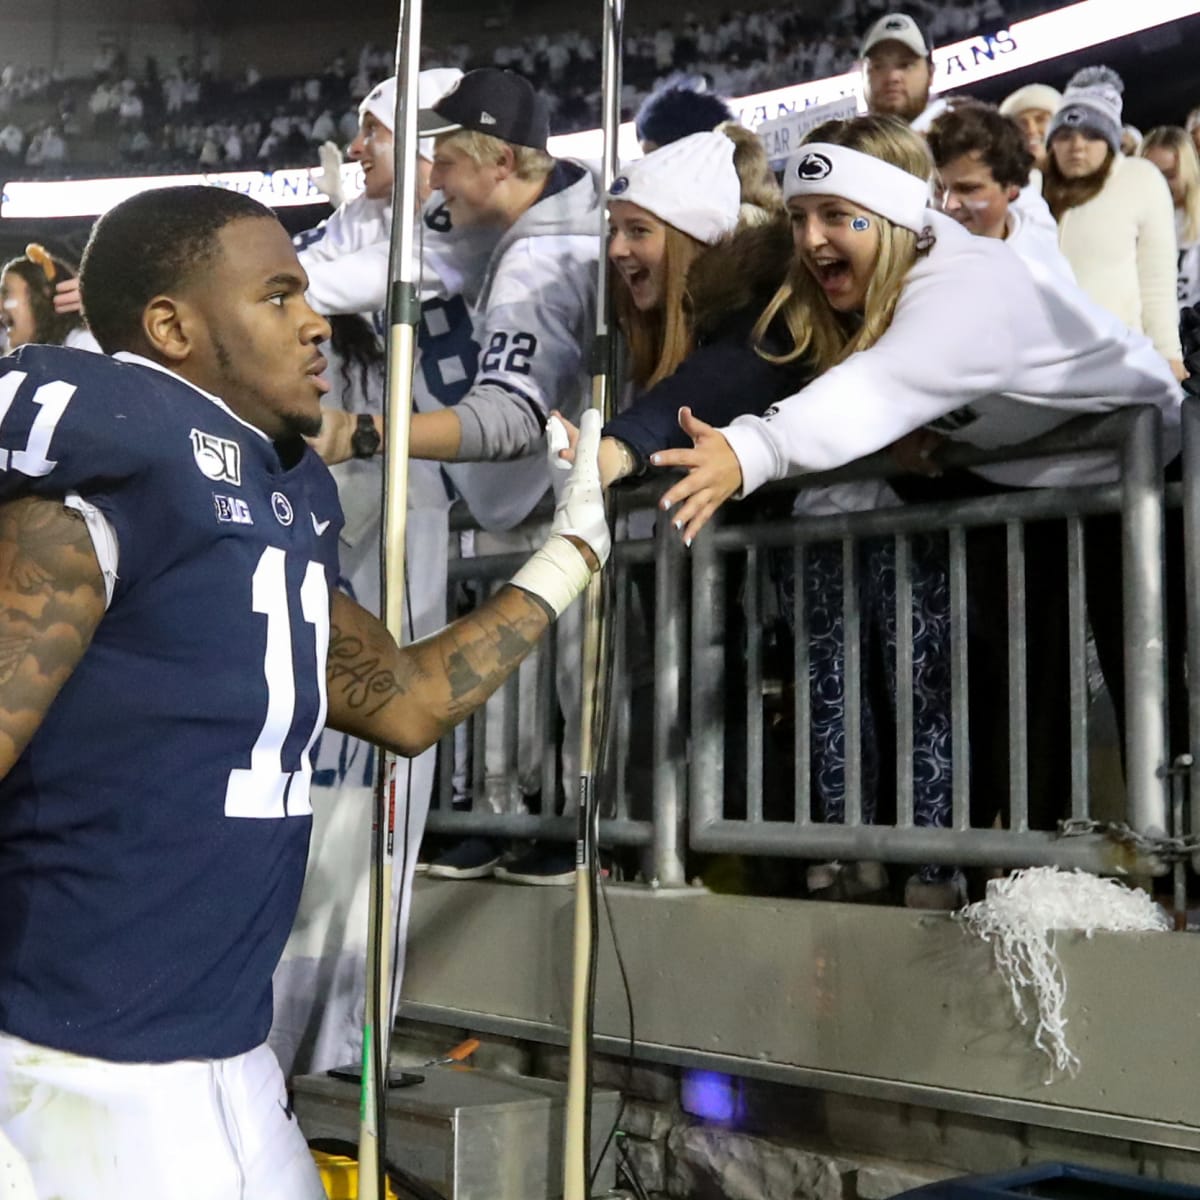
left=588, top=831, right=648, bottom=1199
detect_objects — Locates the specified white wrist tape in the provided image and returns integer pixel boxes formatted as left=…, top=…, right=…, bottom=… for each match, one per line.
left=510, top=533, right=593, bottom=619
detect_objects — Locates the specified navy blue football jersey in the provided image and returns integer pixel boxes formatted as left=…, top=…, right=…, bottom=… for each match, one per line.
left=0, top=346, right=344, bottom=1063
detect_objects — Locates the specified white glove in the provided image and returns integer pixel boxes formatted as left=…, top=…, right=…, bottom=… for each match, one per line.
left=546, top=413, right=571, bottom=471
left=510, top=409, right=610, bottom=617
left=549, top=409, right=610, bottom=566
left=313, top=141, right=345, bottom=208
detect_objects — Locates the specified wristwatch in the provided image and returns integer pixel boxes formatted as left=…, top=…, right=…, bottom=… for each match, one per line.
left=350, top=413, right=381, bottom=459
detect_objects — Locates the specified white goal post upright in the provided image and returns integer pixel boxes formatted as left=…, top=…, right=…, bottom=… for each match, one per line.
left=358, top=0, right=424, bottom=1194
left=562, top=0, right=624, bottom=1196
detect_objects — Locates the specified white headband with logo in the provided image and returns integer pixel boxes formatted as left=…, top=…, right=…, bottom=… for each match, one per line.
left=782, top=143, right=931, bottom=234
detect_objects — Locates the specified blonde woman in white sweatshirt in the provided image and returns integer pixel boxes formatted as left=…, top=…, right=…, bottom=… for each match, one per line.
left=1042, top=67, right=1183, bottom=378
left=651, top=115, right=1184, bottom=847
left=652, top=119, right=1180, bottom=538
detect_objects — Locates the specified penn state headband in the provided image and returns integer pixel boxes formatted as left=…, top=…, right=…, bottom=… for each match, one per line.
left=782, top=143, right=932, bottom=235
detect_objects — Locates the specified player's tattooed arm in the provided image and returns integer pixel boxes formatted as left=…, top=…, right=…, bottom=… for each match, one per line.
left=325, top=587, right=552, bottom=757
left=0, top=495, right=106, bottom=778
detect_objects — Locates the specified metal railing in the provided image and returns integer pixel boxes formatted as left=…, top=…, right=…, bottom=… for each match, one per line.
left=425, top=403, right=1188, bottom=887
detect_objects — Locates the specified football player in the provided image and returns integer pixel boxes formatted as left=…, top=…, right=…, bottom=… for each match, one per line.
left=0, top=184, right=608, bottom=1200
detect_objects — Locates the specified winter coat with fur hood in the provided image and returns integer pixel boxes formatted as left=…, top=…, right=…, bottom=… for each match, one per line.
left=603, top=214, right=812, bottom=470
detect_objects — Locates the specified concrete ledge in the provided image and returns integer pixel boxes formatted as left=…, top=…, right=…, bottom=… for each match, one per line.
left=402, top=880, right=1200, bottom=1142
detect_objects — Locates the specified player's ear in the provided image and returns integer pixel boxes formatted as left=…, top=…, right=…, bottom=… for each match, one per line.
left=141, top=295, right=190, bottom=364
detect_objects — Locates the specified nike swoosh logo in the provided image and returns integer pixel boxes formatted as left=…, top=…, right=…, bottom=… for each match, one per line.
left=311, top=514, right=331, bottom=536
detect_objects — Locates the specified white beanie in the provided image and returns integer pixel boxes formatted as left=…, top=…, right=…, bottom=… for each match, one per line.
left=607, top=131, right=741, bottom=245
left=358, top=67, right=465, bottom=160
left=1046, top=66, right=1123, bottom=156
left=998, top=84, right=1062, bottom=119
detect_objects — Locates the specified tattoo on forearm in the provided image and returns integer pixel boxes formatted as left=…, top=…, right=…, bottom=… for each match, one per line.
left=326, top=586, right=551, bottom=755
left=0, top=497, right=106, bottom=766
left=437, top=594, right=547, bottom=725
left=326, top=623, right=422, bottom=719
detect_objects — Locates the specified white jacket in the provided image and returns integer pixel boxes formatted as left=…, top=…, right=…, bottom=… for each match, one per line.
left=1055, top=153, right=1182, bottom=364
left=724, top=211, right=1182, bottom=495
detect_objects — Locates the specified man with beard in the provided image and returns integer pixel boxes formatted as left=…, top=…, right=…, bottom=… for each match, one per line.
left=859, top=12, right=944, bottom=132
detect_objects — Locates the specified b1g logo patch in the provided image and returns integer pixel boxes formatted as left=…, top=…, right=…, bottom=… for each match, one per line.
left=190, top=429, right=241, bottom=486
left=213, top=494, right=253, bottom=525
left=795, top=152, right=833, bottom=182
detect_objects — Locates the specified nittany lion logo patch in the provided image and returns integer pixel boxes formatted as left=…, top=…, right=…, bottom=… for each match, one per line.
left=609, top=176, right=630, bottom=196
left=795, top=152, right=833, bottom=182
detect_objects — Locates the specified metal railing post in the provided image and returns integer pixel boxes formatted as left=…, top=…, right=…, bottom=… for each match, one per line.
left=1181, top=398, right=1200, bottom=867
left=689, top=522, right=723, bottom=852
left=1121, top=404, right=1168, bottom=837
left=652, top=512, right=687, bottom=886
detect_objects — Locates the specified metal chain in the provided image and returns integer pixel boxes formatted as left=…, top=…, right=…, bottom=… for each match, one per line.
left=1057, top=817, right=1200, bottom=863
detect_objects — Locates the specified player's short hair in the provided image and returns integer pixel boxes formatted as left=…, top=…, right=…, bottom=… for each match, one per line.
left=438, top=128, right=554, bottom=181
left=80, top=186, right=276, bottom=353
left=926, top=98, right=1033, bottom=190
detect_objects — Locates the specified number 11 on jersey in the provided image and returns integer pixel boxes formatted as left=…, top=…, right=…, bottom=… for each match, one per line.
left=225, top=546, right=330, bottom=819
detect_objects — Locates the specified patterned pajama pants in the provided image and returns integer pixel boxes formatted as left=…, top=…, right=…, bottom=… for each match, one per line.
left=780, top=536, right=954, bottom=883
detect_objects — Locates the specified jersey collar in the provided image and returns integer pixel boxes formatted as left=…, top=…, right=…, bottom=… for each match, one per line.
left=112, top=352, right=271, bottom=442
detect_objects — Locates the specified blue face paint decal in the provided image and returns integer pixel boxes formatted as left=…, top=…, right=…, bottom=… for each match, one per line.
left=851, top=215, right=871, bottom=232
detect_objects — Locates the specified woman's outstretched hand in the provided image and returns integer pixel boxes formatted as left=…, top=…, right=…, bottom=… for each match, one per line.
left=649, top=407, right=743, bottom=545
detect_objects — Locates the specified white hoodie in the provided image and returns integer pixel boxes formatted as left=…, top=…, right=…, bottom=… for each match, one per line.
left=724, top=211, right=1181, bottom=495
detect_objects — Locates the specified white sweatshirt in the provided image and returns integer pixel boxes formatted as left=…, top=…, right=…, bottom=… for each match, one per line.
left=1055, top=153, right=1182, bottom=364
left=724, top=211, right=1182, bottom=495
left=1008, top=185, right=1075, bottom=286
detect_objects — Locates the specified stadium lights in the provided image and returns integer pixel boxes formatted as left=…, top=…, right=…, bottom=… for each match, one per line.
left=3, top=0, right=1198, bottom=220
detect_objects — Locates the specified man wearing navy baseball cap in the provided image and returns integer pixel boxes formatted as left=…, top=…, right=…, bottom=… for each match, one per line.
left=418, top=66, right=550, bottom=153
left=859, top=12, right=942, bottom=130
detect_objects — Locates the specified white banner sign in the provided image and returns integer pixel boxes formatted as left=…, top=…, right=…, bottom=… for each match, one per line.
left=756, top=96, right=862, bottom=171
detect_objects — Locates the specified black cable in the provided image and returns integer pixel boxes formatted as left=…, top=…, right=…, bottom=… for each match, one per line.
left=589, top=855, right=645, bottom=1197
left=388, top=565, right=419, bottom=1030
left=617, top=1138, right=652, bottom=1200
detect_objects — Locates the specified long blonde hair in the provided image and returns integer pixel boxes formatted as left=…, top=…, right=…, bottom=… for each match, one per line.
left=752, top=115, right=932, bottom=372
left=1141, top=125, right=1200, bottom=244
left=616, top=223, right=705, bottom=388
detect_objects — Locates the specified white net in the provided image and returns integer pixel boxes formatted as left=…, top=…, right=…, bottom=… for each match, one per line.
left=957, top=867, right=1168, bottom=1078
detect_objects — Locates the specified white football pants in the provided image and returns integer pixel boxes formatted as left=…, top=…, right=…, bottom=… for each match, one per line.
left=0, top=1032, right=324, bottom=1200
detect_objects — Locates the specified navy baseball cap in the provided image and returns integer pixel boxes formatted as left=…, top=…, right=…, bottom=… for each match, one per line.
left=417, top=68, right=550, bottom=151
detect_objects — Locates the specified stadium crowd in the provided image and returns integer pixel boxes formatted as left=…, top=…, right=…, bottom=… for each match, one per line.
left=0, top=0, right=1052, bottom=177
left=2, top=2, right=1200, bottom=1191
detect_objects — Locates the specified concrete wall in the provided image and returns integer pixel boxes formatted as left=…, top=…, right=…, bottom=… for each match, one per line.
left=402, top=880, right=1200, bottom=1142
